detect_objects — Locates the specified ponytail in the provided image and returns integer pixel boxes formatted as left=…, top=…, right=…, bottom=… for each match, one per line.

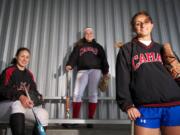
left=11, top=58, right=17, bottom=65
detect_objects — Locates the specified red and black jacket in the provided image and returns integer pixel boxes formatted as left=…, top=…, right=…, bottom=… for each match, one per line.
left=116, top=39, right=180, bottom=112
left=0, top=65, right=40, bottom=101
left=66, top=38, right=109, bottom=74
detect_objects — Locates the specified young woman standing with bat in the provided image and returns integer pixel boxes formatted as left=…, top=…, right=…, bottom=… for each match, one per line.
left=0, top=47, right=49, bottom=135
left=65, top=27, right=109, bottom=128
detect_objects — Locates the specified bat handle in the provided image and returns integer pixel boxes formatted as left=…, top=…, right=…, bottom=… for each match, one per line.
left=131, top=121, right=134, bottom=135
left=65, top=96, right=70, bottom=119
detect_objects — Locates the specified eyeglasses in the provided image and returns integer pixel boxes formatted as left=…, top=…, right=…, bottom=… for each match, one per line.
left=134, top=19, right=151, bottom=27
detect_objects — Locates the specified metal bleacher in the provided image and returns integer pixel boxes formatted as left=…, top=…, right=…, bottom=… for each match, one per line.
left=44, top=96, right=131, bottom=125
left=44, top=96, right=134, bottom=135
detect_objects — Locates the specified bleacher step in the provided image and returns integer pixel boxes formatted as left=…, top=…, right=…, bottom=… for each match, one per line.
left=47, top=124, right=131, bottom=135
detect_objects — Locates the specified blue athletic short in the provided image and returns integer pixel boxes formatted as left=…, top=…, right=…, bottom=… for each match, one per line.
left=135, top=105, right=180, bottom=128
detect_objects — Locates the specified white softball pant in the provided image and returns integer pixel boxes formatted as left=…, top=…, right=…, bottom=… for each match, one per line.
left=73, top=69, right=101, bottom=103
left=0, top=100, right=49, bottom=126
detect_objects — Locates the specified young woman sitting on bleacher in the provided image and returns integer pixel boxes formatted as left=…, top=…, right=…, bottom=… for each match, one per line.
left=0, top=47, right=49, bottom=135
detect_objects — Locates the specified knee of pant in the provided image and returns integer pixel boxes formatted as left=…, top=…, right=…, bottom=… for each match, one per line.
left=11, top=101, right=26, bottom=114
left=35, top=108, right=49, bottom=126
left=88, top=91, right=98, bottom=97
left=73, top=94, right=82, bottom=102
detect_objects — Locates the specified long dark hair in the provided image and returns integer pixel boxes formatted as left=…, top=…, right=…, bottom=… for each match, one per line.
left=11, top=47, right=31, bottom=65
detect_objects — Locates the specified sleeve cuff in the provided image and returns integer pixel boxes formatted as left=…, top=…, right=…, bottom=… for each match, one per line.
left=125, top=104, right=135, bottom=112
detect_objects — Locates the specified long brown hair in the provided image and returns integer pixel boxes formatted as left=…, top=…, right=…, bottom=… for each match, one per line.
left=131, top=11, right=153, bottom=31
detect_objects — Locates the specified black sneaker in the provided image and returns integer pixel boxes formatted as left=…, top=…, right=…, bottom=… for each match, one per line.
left=86, top=124, right=93, bottom=128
